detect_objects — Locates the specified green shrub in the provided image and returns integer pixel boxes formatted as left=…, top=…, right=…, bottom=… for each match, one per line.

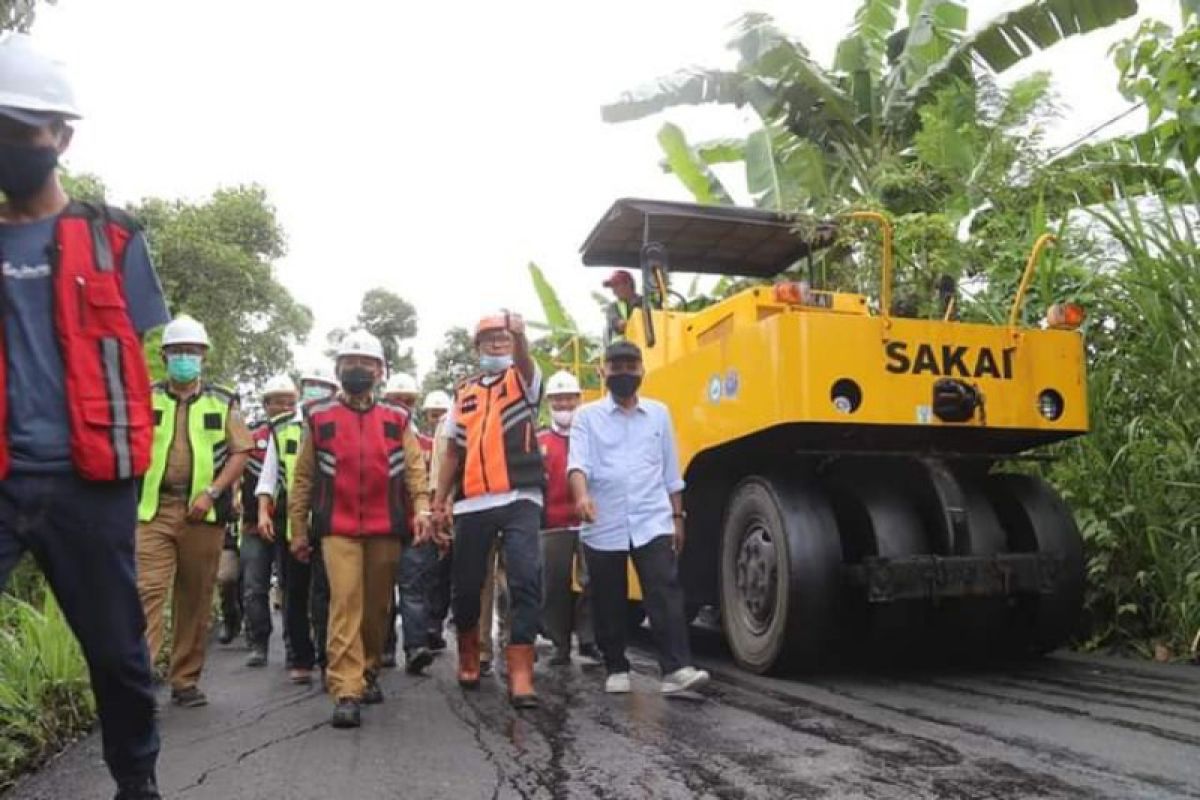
left=0, top=590, right=95, bottom=791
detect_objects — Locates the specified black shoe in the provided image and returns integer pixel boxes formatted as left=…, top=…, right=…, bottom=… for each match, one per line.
left=479, top=658, right=493, bottom=677
left=114, top=775, right=161, bottom=800
left=427, top=632, right=447, bottom=652
left=245, top=646, right=268, bottom=668
left=170, top=686, right=208, bottom=708
left=550, top=647, right=572, bottom=666
left=405, top=647, right=434, bottom=675
left=331, top=699, right=361, bottom=728
left=577, top=643, right=603, bottom=665
left=362, top=674, right=384, bottom=705
left=218, top=618, right=240, bottom=645
left=380, top=651, right=397, bottom=669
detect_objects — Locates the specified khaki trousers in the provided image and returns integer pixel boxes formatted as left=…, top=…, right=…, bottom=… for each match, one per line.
left=136, top=496, right=224, bottom=691
left=323, top=535, right=402, bottom=700
left=479, top=541, right=509, bottom=662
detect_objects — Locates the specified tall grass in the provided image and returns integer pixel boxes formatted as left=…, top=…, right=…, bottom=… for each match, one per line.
left=1048, top=184, right=1200, bottom=657
left=0, top=575, right=96, bottom=791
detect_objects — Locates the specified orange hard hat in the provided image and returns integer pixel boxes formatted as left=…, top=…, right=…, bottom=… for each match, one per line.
left=475, top=314, right=508, bottom=341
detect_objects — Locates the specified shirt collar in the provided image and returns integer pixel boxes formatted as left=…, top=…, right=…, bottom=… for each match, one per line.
left=603, top=393, right=644, bottom=414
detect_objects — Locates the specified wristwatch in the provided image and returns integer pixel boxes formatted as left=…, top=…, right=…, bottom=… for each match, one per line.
left=204, top=485, right=220, bottom=500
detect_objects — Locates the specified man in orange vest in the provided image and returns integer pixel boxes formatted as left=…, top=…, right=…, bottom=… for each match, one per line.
left=289, top=331, right=432, bottom=729
left=433, top=312, right=544, bottom=708
left=0, top=34, right=168, bottom=800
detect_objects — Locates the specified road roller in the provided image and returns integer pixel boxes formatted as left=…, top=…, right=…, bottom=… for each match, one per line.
left=579, top=198, right=1087, bottom=673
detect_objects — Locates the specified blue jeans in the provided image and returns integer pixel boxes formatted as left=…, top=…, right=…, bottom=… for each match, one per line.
left=451, top=500, right=542, bottom=645
left=398, top=540, right=436, bottom=651
left=0, top=472, right=159, bottom=785
left=239, top=530, right=277, bottom=650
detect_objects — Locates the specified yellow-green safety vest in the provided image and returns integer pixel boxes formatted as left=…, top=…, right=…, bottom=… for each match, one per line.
left=271, top=414, right=304, bottom=540
left=138, top=383, right=234, bottom=523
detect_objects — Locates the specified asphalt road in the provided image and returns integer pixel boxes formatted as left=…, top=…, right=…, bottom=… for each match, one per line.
left=6, top=620, right=1199, bottom=800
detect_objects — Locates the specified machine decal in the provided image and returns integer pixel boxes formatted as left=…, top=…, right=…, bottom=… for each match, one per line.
left=916, top=405, right=932, bottom=424
left=724, top=369, right=740, bottom=399
left=708, top=375, right=722, bottom=403
left=884, top=341, right=1015, bottom=380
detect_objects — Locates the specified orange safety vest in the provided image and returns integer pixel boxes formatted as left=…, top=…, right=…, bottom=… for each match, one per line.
left=452, top=366, right=544, bottom=499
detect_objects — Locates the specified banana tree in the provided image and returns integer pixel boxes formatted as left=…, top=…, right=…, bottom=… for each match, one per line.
left=605, top=0, right=1142, bottom=216
left=526, top=263, right=603, bottom=389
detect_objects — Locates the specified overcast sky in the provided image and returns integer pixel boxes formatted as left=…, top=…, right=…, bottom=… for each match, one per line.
left=30, top=0, right=1178, bottom=379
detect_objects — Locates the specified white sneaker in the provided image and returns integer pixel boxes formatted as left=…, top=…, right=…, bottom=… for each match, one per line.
left=660, top=666, right=710, bottom=695
left=604, top=672, right=632, bottom=694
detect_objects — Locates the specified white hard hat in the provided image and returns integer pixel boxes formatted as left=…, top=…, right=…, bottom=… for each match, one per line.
left=384, top=372, right=419, bottom=397
left=546, top=370, right=582, bottom=396
left=161, top=314, right=210, bottom=348
left=301, top=364, right=338, bottom=388
left=0, top=34, right=81, bottom=123
left=336, top=330, right=385, bottom=363
left=422, top=390, right=452, bottom=412
left=262, top=374, right=297, bottom=398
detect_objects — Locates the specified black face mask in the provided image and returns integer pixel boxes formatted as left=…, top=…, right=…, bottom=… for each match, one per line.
left=606, top=373, right=641, bottom=400
left=0, top=141, right=59, bottom=200
left=340, top=367, right=375, bottom=396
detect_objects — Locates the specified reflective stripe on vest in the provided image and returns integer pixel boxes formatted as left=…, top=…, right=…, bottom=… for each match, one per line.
left=308, top=399, right=410, bottom=538
left=0, top=202, right=154, bottom=480
left=452, top=366, right=544, bottom=499
left=138, top=384, right=232, bottom=523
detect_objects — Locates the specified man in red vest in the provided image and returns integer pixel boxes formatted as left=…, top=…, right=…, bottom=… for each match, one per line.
left=540, top=371, right=600, bottom=666
left=433, top=312, right=544, bottom=709
left=0, top=35, right=166, bottom=800
left=289, top=331, right=432, bottom=729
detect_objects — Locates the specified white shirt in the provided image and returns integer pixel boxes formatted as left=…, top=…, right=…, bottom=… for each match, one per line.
left=567, top=393, right=685, bottom=552
left=441, top=364, right=543, bottom=515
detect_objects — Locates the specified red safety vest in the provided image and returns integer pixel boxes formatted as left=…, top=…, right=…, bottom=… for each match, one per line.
left=538, top=428, right=579, bottom=530
left=0, top=202, right=153, bottom=481
left=308, top=398, right=411, bottom=538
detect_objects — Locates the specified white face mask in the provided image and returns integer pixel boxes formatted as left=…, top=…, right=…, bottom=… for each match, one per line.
left=551, top=409, right=575, bottom=429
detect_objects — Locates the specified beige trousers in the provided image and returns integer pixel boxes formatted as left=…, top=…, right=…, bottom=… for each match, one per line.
left=323, top=536, right=402, bottom=700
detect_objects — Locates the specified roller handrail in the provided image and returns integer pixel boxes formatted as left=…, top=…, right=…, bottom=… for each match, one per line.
left=846, top=211, right=894, bottom=326
left=1008, top=234, right=1057, bottom=328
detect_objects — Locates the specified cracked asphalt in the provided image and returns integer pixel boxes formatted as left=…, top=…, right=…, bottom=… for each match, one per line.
left=5, top=620, right=1199, bottom=800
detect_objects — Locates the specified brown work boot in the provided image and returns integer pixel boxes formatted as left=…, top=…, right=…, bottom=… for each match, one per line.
left=506, top=644, right=539, bottom=709
left=457, top=626, right=481, bottom=689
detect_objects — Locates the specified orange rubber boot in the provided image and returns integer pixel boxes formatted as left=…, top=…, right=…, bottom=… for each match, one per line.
left=506, top=644, right=539, bottom=709
left=457, top=626, right=481, bottom=689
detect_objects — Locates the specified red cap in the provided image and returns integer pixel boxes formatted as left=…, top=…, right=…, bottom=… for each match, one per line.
left=603, top=269, right=634, bottom=288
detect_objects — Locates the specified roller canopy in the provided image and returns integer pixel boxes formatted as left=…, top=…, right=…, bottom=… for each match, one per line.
left=579, top=198, right=836, bottom=278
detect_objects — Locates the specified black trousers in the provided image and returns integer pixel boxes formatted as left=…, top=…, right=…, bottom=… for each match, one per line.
left=282, top=546, right=316, bottom=669
left=0, top=474, right=159, bottom=785
left=309, top=537, right=330, bottom=668
left=451, top=500, right=542, bottom=645
left=584, top=535, right=691, bottom=676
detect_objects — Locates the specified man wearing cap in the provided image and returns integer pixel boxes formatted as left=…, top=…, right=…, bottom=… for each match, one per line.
left=603, top=269, right=643, bottom=342
left=433, top=312, right=545, bottom=708
left=137, top=315, right=252, bottom=708
left=0, top=33, right=168, bottom=800
left=289, top=332, right=432, bottom=729
left=239, top=375, right=299, bottom=669
left=568, top=341, right=710, bottom=696
left=540, top=371, right=600, bottom=666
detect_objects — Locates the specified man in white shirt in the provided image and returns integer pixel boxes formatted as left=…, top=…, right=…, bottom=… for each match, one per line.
left=568, top=341, right=709, bottom=696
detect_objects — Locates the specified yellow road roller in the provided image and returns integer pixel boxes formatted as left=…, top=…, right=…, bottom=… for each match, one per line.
left=579, top=198, right=1087, bottom=673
